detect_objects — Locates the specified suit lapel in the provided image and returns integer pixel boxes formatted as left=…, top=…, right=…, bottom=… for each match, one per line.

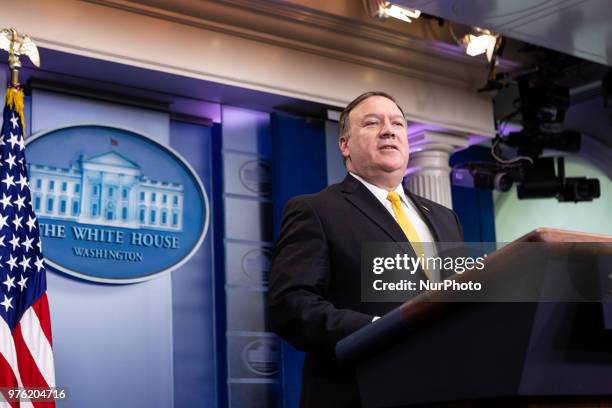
left=405, top=188, right=441, bottom=242
left=341, top=175, right=413, bottom=254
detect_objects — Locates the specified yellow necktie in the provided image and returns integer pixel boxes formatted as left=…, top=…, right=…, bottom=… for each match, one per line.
left=387, top=192, right=431, bottom=280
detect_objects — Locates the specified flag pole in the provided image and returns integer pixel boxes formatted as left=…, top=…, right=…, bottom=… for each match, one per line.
left=8, top=29, right=21, bottom=88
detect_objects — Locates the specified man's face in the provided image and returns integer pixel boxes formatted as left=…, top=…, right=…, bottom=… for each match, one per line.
left=339, top=96, right=409, bottom=179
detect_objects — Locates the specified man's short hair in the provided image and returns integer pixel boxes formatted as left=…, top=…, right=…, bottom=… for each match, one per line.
left=338, top=91, right=406, bottom=141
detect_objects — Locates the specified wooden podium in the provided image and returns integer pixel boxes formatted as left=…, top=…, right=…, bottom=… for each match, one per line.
left=336, top=229, right=612, bottom=408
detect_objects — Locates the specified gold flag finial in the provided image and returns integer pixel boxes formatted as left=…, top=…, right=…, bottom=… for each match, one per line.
left=0, top=28, right=40, bottom=87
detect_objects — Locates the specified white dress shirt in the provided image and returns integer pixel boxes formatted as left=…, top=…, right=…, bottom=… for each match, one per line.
left=350, top=172, right=435, bottom=243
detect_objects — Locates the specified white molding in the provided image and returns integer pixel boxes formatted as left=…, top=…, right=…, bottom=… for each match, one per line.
left=408, top=130, right=472, bottom=152
left=85, top=0, right=489, bottom=89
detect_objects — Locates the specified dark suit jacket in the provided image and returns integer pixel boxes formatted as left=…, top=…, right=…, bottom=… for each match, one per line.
left=268, top=174, right=463, bottom=408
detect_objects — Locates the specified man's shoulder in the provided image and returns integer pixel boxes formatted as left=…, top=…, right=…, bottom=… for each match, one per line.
left=285, top=182, right=345, bottom=209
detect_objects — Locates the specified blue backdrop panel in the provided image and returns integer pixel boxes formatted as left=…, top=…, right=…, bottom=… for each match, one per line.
left=224, top=151, right=272, bottom=198
left=31, top=89, right=174, bottom=408
left=222, top=106, right=278, bottom=407
left=324, top=120, right=346, bottom=185
left=271, top=113, right=327, bottom=408
left=450, top=146, right=497, bottom=242
left=222, top=106, right=272, bottom=158
left=211, top=123, right=229, bottom=408
left=170, top=120, right=217, bottom=408
left=226, top=288, right=269, bottom=331
left=224, top=197, right=273, bottom=242
left=225, top=242, right=272, bottom=286
left=227, top=333, right=280, bottom=379
left=228, top=381, right=279, bottom=408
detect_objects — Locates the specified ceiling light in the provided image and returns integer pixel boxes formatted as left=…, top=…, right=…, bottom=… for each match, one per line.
left=377, top=2, right=421, bottom=23
left=460, top=27, right=499, bottom=62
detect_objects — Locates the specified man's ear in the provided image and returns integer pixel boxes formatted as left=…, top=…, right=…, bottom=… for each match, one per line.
left=339, top=136, right=350, bottom=160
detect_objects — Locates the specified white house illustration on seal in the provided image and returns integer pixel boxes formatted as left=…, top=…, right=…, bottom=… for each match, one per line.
left=28, top=151, right=184, bottom=231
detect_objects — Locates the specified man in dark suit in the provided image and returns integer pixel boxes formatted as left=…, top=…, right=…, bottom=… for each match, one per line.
left=268, top=91, right=463, bottom=407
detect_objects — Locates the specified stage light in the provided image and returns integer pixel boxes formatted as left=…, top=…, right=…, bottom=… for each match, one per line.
left=460, top=28, right=499, bottom=62
left=377, top=2, right=421, bottom=23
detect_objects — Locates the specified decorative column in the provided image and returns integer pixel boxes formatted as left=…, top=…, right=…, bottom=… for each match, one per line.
left=404, top=130, right=470, bottom=209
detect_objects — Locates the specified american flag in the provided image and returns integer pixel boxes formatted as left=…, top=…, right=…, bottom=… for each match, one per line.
left=0, top=86, right=55, bottom=407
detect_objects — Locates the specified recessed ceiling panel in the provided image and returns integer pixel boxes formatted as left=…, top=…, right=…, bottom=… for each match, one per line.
left=451, top=0, right=554, bottom=20
left=395, top=0, right=612, bottom=66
